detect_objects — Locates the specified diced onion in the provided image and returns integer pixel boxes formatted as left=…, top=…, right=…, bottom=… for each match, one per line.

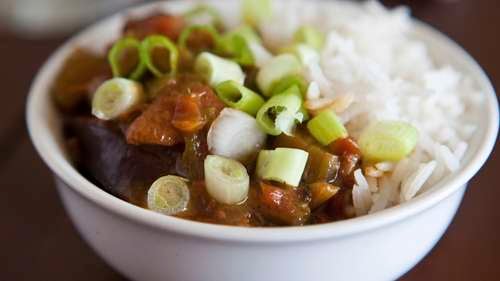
left=147, top=175, right=190, bottom=215
left=307, top=110, right=348, bottom=145
left=256, top=54, right=302, bottom=96
left=208, top=108, right=267, bottom=162
left=215, top=81, right=265, bottom=116
left=91, top=78, right=144, bottom=120
left=256, top=148, right=309, bottom=187
left=204, top=155, right=250, bottom=204
left=358, top=121, right=418, bottom=162
left=195, top=52, right=245, bottom=86
left=256, top=85, right=304, bottom=135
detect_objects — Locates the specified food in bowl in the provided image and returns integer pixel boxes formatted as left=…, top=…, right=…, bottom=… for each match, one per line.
left=51, top=0, right=483, bottom=227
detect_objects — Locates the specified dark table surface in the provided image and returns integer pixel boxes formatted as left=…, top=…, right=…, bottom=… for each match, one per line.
left=1, top=0, right=498, bottom=280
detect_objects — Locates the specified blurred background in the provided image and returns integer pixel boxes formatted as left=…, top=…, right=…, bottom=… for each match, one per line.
left=1, top=0, right=498, bottom=280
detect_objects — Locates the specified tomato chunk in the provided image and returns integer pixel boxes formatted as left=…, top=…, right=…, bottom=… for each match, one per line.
left=124, top=14, right=186, bottom=40
left=172, top=95, right=207, bottom=134
left=126, top=94, right=181, bottom=146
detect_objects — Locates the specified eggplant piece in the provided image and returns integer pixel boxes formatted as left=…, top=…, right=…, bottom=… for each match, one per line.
left=67, top=117, right=182, bottom=201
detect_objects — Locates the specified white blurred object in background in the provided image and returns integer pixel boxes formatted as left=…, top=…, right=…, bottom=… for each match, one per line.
left=0, top=0, right=143, bottom=37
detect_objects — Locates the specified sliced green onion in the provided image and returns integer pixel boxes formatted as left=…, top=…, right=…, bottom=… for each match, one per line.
left=178, top=25, right=221, bottom=53
left=242, top=0, right=273, bottom=26
left=92, top=78, right=144, bottom=120
left=227, top=25, right=262, bottom=43
left=220, top=25, right=272, bottom=67
left=204, top=155, right=250, bottom=204
left=183, top=4, right=224, bottom=29
left=294, top=25, right=325, bottom=50
left=140, top=35, right=179, bottom=77
left=219, top=34, right=254, bottom=66
left=256, top=148, right=309, bottom=187
left=215, top=81, right=265, bottom=116
left=358, top=121, right=418, bottom=162
left=147, top=175, right=190, bottom=215
left=271, top=77, right=309, bottom=121
left=257, top=54, right=302, bottom=96
left=256, top=85, right=304, bottom=136
left=274, top=75, right=311, bottom=121
left=270, top=74, right=307, bottom=97
left=195, top=52, right=245, bottom=86
left=108, top=37, right=146, bottom=80
left=307, top=110, right=348, bottom=146
left=282, top=43, right=320, bottom=66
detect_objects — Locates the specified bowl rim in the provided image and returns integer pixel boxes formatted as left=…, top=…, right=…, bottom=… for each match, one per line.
left=26, top=0, right=499, bottom=243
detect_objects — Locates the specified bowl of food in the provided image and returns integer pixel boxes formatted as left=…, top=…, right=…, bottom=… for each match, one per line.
left=27, top=0, right=498, bottom=280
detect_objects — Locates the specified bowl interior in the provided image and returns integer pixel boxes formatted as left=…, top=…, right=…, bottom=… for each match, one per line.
left=26, top=0, right=499, bottom=242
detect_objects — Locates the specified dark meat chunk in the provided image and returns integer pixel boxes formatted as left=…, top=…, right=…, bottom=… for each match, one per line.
left=124, top=14, right=185, bottom=40
left=67, top=117, right=182, bottom=200
left=179, top=133, right=209, bottom=180
left=52, top=49, right=111, bottom=112
left=327, top=188, right=355, bottom=220
left=258, top=182, right=311, bottom=226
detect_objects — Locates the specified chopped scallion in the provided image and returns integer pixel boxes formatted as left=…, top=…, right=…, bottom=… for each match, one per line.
left=270, top=76, right=310, bottom=121
left=227, top=25, right=262, bottom=43
left=147, top=175, right=190, bottom=215
left=108, top=37, right=146, bottom=80
left=270, top=74, right=307, bottom=97
left=219, top=34, right=255, bottom=66
left=92, top=78, right=144, bottom=120
left=220, top=25, right=272, bottom=67
left=215, top=80, right=265, bottom=116
left=358, top=121, right=418, bottom=162
left=256, top=54, right=302, bottom=96
left=140, top=35, right=179, bottom=77
left=178, top=25, right=221, bottom=53
left=294, top=25, right=325, bottom=50
left=204, top=155, right=250, bottom=204
left=183, top=4, right=224, bottom=29
left=195, top=52, right=245, bottom=86
left=256, top=148, right=309, bottom=187
left=256, top=85, right=304, bottom=135
left=307, top=110, right=348, bottom=145
left=285, top=44, right=320, bottom=66
left=242, top=0, right=272, bottom=26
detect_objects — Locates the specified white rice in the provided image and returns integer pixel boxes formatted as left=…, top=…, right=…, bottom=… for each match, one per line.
left=254, top=0, right=483, bottom=215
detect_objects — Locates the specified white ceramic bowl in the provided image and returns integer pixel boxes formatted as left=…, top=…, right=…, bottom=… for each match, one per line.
left=27, top=1, right=498, bottom=281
